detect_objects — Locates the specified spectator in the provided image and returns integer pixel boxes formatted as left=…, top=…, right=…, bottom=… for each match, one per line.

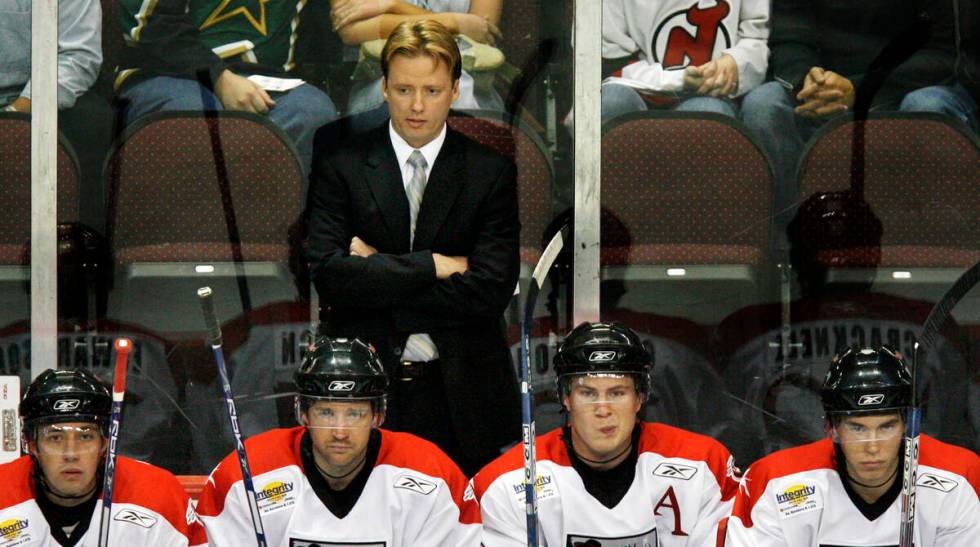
left=332, top=0, right=504, bottom=125
left=116, top=0, right=340, bottom=175
left=306, top=19, right=521, bottom=476
left=0, top=0, right=113, bottom=231
left=953, top=0, right=979, bottom=130
left=740, top=0, right=964, bottom=215
left=601, top=0, right=769, bottom=119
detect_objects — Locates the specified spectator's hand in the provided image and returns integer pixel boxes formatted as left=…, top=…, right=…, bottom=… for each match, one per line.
left=331, top=0, right=393, bottom=30
left=433, top=253, right=468, bottom=279
left=795, top=67, right=854, bottom=118
left=453, top=13, right=502, bottom=46
left=214, top=70, right=276, bottom=115
left=691, top=54, right=739, bottom=97
left=683, top=67, right=705, bottom=92
left=349, top=236, right=378, bottom=258
left=9, top=97, right=31, bottom=113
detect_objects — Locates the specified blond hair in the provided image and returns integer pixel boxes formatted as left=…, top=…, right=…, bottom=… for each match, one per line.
left=381, top=20, right=462, bottom=81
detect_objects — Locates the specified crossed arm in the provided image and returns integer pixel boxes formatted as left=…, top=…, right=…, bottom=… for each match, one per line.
left=329, top=0, right=502, bottom=46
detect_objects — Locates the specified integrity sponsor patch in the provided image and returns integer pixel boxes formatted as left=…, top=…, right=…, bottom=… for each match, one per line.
left=775, top=483, right=821, bottom=518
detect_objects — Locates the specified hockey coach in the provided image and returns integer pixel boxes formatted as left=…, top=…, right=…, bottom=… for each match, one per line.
left=472, top=322, right=740, bottom=546
left=0, top=369, right=205, bottom=546
left=306, top=18, right=522, bottom=476
left=726, top=346, right=980, bottom=545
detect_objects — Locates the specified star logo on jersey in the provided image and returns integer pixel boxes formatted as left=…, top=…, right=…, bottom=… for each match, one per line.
left=114, top=509, right=158, bottom=529
left=652, top=462, right=698, bottom=480
left=200, top=0, right=269, bottom=36
left=857, top=393, right=885, bottom=406
left=917, top=473, right=958, bottom=493
left=394, top=475, right=437, bottom=495
left=738, top=468, right=752, bottom=497
left=588, top=350, right=617, bottom=362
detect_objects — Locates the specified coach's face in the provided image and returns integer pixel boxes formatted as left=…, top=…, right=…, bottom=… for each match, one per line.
left=836, top=413, right=903, bottom=487
left=32, top=422, right=106, bottom=504
left=383, top=53, right=459, bottom=149
left=564, top=375, right=642, bottom=468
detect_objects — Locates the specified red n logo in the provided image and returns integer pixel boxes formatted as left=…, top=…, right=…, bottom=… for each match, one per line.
left=662, top=1, right=731, bottom=68
left=653, top=485, right=689, bottom=536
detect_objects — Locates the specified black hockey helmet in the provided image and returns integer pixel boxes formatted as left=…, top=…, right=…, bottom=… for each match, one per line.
left=295, top=337, right=388, bottom=399
left=553, top=321, right=652, bottom=395
left=821, top=346, right=912, bottom=417
left=20, top=369, right=111, bottom=439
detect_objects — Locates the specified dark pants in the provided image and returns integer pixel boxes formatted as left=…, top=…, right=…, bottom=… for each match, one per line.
left=60, top=89, right=115, bottom=233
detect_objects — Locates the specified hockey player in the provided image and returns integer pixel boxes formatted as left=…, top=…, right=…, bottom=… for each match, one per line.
left=726, top=346, right=980, bottom=545
left=0, top=369, right=206, bottom=546
left=473, top=321, right=739, bottom=546
left=196, top=336, right=480, bottom=546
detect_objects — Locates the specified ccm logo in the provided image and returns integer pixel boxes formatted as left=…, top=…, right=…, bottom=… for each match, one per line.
left=328, top=381, right=356, bottom=392
left=857, top=394, right=885, bottom=406
left=589, top=351, right=617, bottom=362
left=53, top=399, right=81, bottom=411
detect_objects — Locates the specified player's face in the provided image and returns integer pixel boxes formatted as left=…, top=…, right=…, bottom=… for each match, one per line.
left=564, top=375, right=642, bottom=465
left=835, top=413, right=904, bottom=486
left=306, top=400, right=376, bottom=474
left=383, top=53, right=459, bottom=149
left=32, top=422, right=106, bottom=502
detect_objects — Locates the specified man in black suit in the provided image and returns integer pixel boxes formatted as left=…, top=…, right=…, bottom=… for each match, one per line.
left=306, top=19, right=521, bottom=475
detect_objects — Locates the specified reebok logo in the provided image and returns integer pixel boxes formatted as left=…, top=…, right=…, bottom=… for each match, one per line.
left=857, top=394, right=885, bottom=406
left=114, top=509, right=157, bottom=529
left=395, top=475, right=437, bottom=495
left=52, top=399, right=81, bottom=411
left=327, top=381, right=355, bottom=392
left=653, top=462, right=698, bottom=480
left=588, top=351, right=616, bottom=362
left=917, top=473, right=958, bottom=493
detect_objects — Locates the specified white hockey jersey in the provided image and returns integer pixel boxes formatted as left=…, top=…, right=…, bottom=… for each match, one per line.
left=473, top=423, right=739, bottom=546
left=196, top=427, right=481, bottom=546
left=602, top=0, right=769, bottom=97
left=725, top=436, right=980, bottom=546
left=0, top=455, right=206, bottom=546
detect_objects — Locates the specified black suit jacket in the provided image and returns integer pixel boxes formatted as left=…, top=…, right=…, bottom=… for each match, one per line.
left=306, top=123, right=522, bottom=469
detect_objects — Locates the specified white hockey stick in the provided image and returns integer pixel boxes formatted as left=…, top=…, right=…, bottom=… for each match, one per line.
left=198, top=287, right=268, bottom=547
left=98, top=338, right=132, bottom=547
left=899, top=261, right=980, bottom=547
left=520, top=224, right=569, bottom=547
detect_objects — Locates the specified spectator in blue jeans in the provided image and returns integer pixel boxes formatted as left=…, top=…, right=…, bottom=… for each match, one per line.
left=740, top=0, right=971, bottom=223
left=116, top=0, right=340, bottom=177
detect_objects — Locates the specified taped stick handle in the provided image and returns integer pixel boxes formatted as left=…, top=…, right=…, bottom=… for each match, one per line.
left=198, top=287, right=223, bottom=347
left=111, top=338, right=132, bottom=397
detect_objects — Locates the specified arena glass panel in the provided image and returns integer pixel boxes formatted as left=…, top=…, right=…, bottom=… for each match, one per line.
left=596, top=0, right=980, bottom=475
left=22, top=0, right=571, bottom=476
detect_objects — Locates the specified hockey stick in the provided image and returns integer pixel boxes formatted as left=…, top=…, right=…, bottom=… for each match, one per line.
left=98, top=337, right=132, bottom=547
left=899, top=260, right=980, bottom=547
left=198, top=287, right=268, bottom=547
left=520, top=223, right=570, bottom=547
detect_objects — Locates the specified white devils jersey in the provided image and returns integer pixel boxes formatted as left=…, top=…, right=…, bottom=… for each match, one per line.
left=196, top=427, right=481, bottom=547
left=473, top=423, right=739, bottom=546
left=0, top=321, right=180, bottom=466
left=726, top=436, right=980, bottom=546
left=0, top=455, right=206, bottom=546
left=602, top=0, right=769, bottom=96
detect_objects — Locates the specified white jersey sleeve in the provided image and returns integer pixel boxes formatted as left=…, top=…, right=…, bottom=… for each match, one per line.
left=477, top=475, right=533, bottom=547
left=726, top=466, right=793, bottom=547
left=602, top=0, right=686, bottom=93
left=720, top=0, right=768, bottom=95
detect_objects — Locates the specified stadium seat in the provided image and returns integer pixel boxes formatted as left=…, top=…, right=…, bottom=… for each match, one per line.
left=104, top=111, right=305, bottom=336
left=447, top=111, right=555, bottom=321
left=0, top=113, right=81, bottom=325
left=600, top=111, right=773, bottom=324
left=796, top=113, right=980, bottom=319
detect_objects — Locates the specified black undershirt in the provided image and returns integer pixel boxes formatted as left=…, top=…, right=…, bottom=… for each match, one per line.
left=562, top=424, right=641, bottom=509
left=300, top=429, right=381, bottom=519
left=835, top=443, right=904, bottom=521
left=34, top=479, right=101, bottom=547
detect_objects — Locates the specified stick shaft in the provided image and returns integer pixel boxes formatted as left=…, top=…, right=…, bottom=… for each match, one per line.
left=99, top=338, right=133, bottom=547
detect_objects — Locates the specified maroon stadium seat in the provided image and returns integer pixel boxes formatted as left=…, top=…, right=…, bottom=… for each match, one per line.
left=103, top=111, right=304, bottom=335
left=600, top=111, right=773, bottom=323
left=0, top=113, right=81, bottom=324
left=796, top=113, right=979, bottom=310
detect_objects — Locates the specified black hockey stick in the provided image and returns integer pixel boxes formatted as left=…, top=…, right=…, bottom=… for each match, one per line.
left=520, top=223, right=570, bottom=547
left=198, top=287, right=268, bottom=547
left=899, top=260, right=980, bottom=547
left=98, top=338, right=132, bottom=547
